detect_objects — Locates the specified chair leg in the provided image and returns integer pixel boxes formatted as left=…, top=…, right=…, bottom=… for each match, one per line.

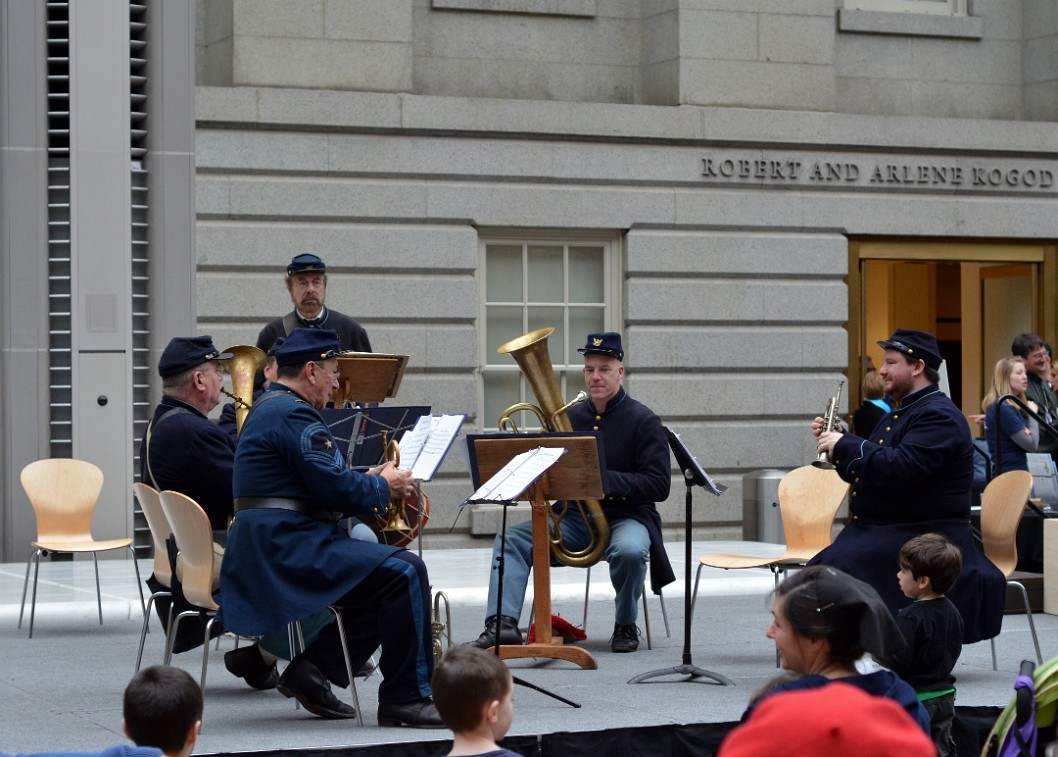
left=582, top=566, right=591, bottom=630
left=688, top=563, right=704, bottom=625
left=135, top=592, right=170, bottom=672
left=28, top=550, right=43, bottom=638
left=200, top=615, right=218, bottom=691
left=328, top=607, right=364, bottom=728
left=164, top=610, right=195, bottom=665
left=127, top=546, right=147, bottom=619
left=92, top=552, right=103, bottom=625
left=658, top=588, right=670, bottom=638
left=641, top=587, right=652, bottom=650
left=990, top=636, right=998, bottom=671
left=18, top=548, right=39, bottom=632
left=1010, top=580, right=1043, bottom=664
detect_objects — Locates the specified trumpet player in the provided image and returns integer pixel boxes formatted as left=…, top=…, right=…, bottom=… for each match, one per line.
left=468, top=332, right=674, bottom=654
left=140, top=335, right=236, bottom=539
left=808, top=328, right=1005, bottom=647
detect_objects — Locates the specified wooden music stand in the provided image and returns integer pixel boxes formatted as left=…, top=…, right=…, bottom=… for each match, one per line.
left=333, top=352, right=409, bottom=406
left=468, top=433, right=604, bottom=670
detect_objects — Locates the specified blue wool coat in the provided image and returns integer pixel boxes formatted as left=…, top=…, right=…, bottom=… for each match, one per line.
left=567, top=386, right=675, bottom=593
left=810, top=383, right=1005, bottom=644
left=218, top=384, right=399, bottom=636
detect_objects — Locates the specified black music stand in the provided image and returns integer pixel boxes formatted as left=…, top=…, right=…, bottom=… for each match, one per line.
left=629, top=427, right=734, bottom=686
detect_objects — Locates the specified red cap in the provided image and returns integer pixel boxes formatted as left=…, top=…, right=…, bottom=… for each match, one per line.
left=719, top=684, right=935, bottom=757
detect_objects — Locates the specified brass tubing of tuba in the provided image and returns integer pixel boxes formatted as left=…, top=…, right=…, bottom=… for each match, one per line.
left=496, top=328, right=611, bottom=569
left=221, top=345, right=267, bottom=435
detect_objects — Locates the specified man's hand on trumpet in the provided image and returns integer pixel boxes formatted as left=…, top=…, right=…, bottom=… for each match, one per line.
left=370, top=460, right=415, bottom=499
left=812, top=415, right=844, bottom=458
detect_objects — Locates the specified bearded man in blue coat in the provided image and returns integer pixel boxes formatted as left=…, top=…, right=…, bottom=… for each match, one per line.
left=812, top=328, right=1005, bottom=644
left=219, top=328, right=442, bottom=727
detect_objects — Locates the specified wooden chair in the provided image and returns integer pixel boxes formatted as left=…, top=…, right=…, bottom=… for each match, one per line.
left=18, top=458, right=145, bottom=638
left=979, top=469, right=1041, bottom=670
left=159, top=490, right=220, bottom=690
left=133, top=482, right=173, bottom=671
left=690, top=465, right=849, bottom=620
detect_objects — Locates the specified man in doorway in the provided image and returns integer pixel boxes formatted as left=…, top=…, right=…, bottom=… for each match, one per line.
left=256, top=253, right=372, bottom=355
left=1012, top=332, right=1058, bottom=458
left=467, top=332, right=674, bottom=653
left=812, top=328, right=1006, bottom=644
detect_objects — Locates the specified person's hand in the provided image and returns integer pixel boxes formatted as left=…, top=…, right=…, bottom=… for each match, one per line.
left=811, top=416, right=827, bottom=439
left=1028, top=400, right=1039, bottom=414
left=816, top=430, right=843, bottom=459
left=967, top=414, right=985, bottom=427
left=376, top=461, right=414, bottom=499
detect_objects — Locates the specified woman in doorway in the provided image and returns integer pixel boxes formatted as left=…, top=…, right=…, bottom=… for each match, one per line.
left=743, top=565, right=929, bottom=734
left=851, top=371, right=889, bottom=436
left=982, top=356, right=1038, bottom=474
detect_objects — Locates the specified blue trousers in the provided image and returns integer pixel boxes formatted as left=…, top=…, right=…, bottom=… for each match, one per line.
left=486, top=514, right=649, bottom=626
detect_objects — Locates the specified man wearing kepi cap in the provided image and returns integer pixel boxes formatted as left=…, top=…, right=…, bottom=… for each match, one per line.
left=220, top=328, right=443, bottom=726
left=140, top=335, right=236, bottom=538
left=256, top=253, right=372, bottom=357
left=812, top=328, right=1005, bottom=644
left=468, top=332, right=674, bottom=653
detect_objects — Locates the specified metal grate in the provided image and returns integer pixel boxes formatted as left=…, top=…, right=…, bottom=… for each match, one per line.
left=130, top=1, right=151, bottom=554
left=45, top=2, right=73, bottom=459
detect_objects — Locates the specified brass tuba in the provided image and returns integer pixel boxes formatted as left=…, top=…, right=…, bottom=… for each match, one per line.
left=496, top=327, right=611, bottom=568
left=220, top=345, right=267, bottom=435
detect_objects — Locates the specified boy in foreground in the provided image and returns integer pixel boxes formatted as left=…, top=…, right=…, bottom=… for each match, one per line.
left=432, top=647, right=520, bottom=757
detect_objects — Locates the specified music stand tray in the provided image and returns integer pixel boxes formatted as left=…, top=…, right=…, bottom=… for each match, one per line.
left=333, top=352, right=409, bottom=406
left=466, top=432, right=605, bottom=670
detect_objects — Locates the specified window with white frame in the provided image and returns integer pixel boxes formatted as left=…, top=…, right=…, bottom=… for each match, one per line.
left=480, top=236, right=619, bottom=431
left=844, top=0, right=966, bottom=14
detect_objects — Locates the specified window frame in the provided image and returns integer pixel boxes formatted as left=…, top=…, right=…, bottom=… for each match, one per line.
left=843, top=0, right=966, bottom=14
left=478, top=231, right=622, bottom=432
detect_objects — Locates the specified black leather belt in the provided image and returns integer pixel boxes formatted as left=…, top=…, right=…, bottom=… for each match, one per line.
left=234, top=496, right=339, bottom=523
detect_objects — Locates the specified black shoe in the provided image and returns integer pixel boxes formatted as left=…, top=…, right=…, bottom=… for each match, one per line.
left=377, top=698, right=445, bottom=728
left=610, top=623, right=640, bottom=653
left=224, top=644, right=279, bottom=690
left=466, top=615, right=522, bottom=649
left=276, top=656, right=357, bottom=719
left=357, top=658, right=375, bottom=678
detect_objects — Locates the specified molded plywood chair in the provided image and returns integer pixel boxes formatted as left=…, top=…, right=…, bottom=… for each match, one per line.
left=159, top=490, right=220, bottom=690
left=133, top=482, right=173, bottom=671
left=19, top=458, right=145, bottom=638
left=690, top=465, right=849, bottom=618
left=979, top=469, right=1041, bottom=669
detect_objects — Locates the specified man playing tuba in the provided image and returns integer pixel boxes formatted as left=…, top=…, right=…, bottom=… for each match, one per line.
left=467, top=332, right=674, bottom=653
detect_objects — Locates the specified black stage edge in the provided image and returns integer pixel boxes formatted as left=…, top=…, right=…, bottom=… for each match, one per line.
left=205, top=708, right=1001, bottom=757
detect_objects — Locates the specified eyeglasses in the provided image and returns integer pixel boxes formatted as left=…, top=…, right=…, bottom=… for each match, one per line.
left=314, top=362, right=340, bottom=382
left=293, top=277, right=325, bottom=290
left=1028, top=350, right=1051, bottom=361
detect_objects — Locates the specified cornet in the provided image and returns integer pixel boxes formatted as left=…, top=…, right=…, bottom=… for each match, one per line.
left=812, top=379, right=845, bottom=470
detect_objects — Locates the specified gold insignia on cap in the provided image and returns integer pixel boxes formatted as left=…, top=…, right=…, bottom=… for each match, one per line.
left=908, top=348, right=914, bottom=353
left=592, top=337, right=603, bottom=347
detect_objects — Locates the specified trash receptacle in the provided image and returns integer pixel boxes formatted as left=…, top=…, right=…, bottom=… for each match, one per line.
left=742, top=469, right=788, bottom=544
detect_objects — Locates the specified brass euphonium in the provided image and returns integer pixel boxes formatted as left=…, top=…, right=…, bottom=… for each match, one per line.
left=220, top=345, right=267, bottom=435
left=496, top=327, right=611, bottom=569
left=812, top=379, right=845, bottom=470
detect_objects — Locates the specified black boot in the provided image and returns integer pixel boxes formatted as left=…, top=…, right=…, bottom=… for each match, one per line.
left=224, top=643, right=279, bottom=690
left=466, top=615, right=522, bottom=648
left=276, top=656, right=357, bottom=719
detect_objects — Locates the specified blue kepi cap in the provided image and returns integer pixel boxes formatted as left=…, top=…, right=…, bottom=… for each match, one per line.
left=158, top=336, right=232, bottom=378
left=578, top=332, right=624, bottom=362
left=274, top=328, right=341, bottom=367
left=287, top=253, right=326, bottom=277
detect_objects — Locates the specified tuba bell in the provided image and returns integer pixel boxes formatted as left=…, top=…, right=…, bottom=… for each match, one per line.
left=496, top=327, right=611, bottom=569
left=220, top=345, right=267, bottom=435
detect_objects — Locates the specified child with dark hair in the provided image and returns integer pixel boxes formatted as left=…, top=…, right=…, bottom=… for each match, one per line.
left=432, top=647, right=520, bottom=757
left=122, top=666, right=203, bottom=757
left=877, top=533, right=964, bottom=757
left=744, top=564, right=929, bottom=734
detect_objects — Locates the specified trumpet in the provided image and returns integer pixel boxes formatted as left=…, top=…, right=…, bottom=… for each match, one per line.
left=431, top=590, right=452, bottom=666
left=812, top=379, right=845, bottom=470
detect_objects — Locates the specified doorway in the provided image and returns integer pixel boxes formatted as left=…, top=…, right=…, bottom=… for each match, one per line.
left=847, top=240, right=1057, bottom=420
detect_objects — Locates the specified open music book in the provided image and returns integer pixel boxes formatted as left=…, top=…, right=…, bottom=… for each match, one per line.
left=462, top=446, right=567, bottom=506
left=396, top=413, right=466, bottom=481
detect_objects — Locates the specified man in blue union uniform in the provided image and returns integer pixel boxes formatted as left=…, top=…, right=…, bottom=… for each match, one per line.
left=468, top=332, right=674, bottom=653
left=813, top=328, right=1005, bottom=644
left=219, top=327, right=443, bottom=727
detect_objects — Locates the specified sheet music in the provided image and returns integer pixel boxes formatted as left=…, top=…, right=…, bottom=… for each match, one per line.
left=463, top=446, right=566, bottom=505
left=397, top=413, right=466, bottom=481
